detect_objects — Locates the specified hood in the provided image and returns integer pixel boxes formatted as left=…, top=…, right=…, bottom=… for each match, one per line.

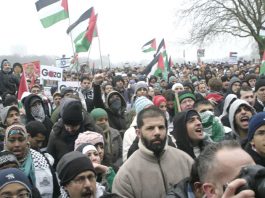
left=0, top=59, right=12, bottom=74
left=219, top=94, right=237, bottom=119
left=106, top=91, right=126, bottom=111
left=23, top=94, right=45, bottom=122
left=172, top=110, right=200, bottom=158
left=229, top=76, right=241, bottom=89
left=228, top=99, right=255, bottom=133
left=0, top=106, right=19, bottom=126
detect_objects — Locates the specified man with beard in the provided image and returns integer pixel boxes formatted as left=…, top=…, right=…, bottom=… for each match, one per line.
left=57, top=151, right=99, bottom=198
left=112, top=106, right=194, bottom=198
left=228, top=99, right=255, bottom=147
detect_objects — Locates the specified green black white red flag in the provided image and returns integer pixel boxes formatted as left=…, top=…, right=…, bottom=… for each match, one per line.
left=35, top=0, right=69, bottom=28
left=67, top=7, right=98, bottom=53
left=141, top=38, right=156, bottom=53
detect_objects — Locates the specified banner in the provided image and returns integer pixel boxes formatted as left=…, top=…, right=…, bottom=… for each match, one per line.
left=58, top=81, right=80, bottom=92
left=229, top=52, right=238, bottom=64
left=22, top=61, right=41, bottom=87
left=40, top=65, right=63, bottom=81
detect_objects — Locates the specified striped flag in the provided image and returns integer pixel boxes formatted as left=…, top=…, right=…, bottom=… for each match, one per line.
left=35, top=0, right=69, bottom=28
left=17, top=71, right=29, bottom=100
left=67, top=7, right=97, bottom=53
left=141, top=38, right=156, bottom=53
left=143, top=53, right=165, bottom=78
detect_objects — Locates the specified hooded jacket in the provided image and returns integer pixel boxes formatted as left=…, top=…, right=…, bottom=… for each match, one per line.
left=0, top=59, right=19, bottom=97
left=228, top=99, right=255, bottom=144
left=93, top=84, right=127, bottom=132
left=23, top=94, right=53, bottom=146
left=172, top=110, right=209, bottom=159
left=226, top=76, right=241, bottom=96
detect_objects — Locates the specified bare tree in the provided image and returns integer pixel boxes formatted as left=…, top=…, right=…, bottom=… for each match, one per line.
left=180, top=0, right=265, bottom=58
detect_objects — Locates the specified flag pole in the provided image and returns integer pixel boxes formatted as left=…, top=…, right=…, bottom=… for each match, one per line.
left=97, top=35, right=104, bottom=69
left=66, top=0, right=76, bottom=58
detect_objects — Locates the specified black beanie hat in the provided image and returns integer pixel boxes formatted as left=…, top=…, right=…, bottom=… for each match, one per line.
left=56, top=151, right=95, bottom=186
left=26, top=121, right=47, bottom=137
left=62, top=100, right=83, bottom=125
left=255, top=76, right=265, bottom=92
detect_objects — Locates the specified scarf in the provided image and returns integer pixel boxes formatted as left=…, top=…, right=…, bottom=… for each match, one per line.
left=31, top=104, right=45, bottom=122
left=20, top=150, right=36, bottom=185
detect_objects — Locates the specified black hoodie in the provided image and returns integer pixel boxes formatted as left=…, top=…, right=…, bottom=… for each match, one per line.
left=23, top=94, right=53, bottom=146
left=172, top=110, right=208, bottom=159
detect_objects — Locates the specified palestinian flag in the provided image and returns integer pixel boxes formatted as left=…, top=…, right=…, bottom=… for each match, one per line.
left=17, top=71, right=29, bottom=100
left=141, top=38, right=156, bottom=53
left=260, top=51, right=265, bottom=75
left=35, top=0, right=69, bottom=28
left=67, top=7, right=97, bottom=53
left=143, top=53, right=165, bottom=78
left=155, top=39, right=166, bottom=56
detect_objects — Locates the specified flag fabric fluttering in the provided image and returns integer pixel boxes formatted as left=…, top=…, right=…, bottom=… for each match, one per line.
left=17, top=71, right=29, bottom=100
left=143, top=53, right=165, bottom=78
left=169, top=56, right=174, bottom=68
left=67, top=7, right=98, bottom=53
left=141, top=38, right=156, bottom=53
left=154, top=39, right=169, bottom=79
left=260, top=51, right=265, bottom=75
left=35, top=0, right=69, bottom=28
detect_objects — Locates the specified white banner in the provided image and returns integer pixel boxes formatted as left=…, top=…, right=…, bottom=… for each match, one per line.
left=58, top=81, right=80, bottom=92
left=40, top=65, right=63, bottom=81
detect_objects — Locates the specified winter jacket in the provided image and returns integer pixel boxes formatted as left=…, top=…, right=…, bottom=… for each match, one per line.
left=103, top=127, right=123, bottom=171
left=23, top=94, right=53, bottom=147
left=122, top=116, right=137, bottom=162
left=254, top=98, right=265, bottom=113
left=93, top=84, right=127, bottom=132
left=0, top=60, right=19, bottom=97
left=47, top=114, right=102, bottom=167
left=245, top=143, right=265, bottom=167
left=172, top=110, right=210, bottom=159
left=166, top=177, right=193, bottom=198
left=112, top=139, right=194, bottom=198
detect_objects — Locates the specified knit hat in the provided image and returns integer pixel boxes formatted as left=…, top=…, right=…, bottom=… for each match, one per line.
left=199, top=111, right=224, bottom=142
left=75, top=143, right=98, bottom=154
left=172, top=83, right=184, bottom=91
left=56, top=151, right=95, bottom=186
left=61, top=99, right=83, bottom=125
left=248, top=112, right=265, bottom=141
left=153, top=95, right=167, bottom=107
left=90, top=108, right=108, bottom=121
left=178, top=91, right=196, bottom=103
left=134, top=81, right=148, bottom=94
left=0, top=106, right=19, bottom=125
left=0, top=151, right=19, bottom=168
left=61, top=87, right=74, bottom=97
left=74, top=131, right=104, bottom=150
left=112, top=75, right=124, bottom=87
left=169, top=76, right=177, bottom=84
left=229, top=76, right=241, bottom=87
left=0, top=168, right=32, bottom=195
left=255, top=76, right=265, bottom=92
left=182, top=81, right=195, bottom=92
left=134, top=96, right=153, bottom=114
left=28, top=95, right=42, bottom=107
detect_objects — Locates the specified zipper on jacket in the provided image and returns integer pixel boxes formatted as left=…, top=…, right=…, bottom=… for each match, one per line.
left=157, top=157, right=167, bottom=193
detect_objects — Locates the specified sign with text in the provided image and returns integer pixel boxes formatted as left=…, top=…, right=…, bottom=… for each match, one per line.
left=40, top=65, right=63, bottom=81
left=58, top=81, right=80, bottom=92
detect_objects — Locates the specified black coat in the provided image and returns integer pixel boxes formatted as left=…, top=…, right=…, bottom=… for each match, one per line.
left=0, top=71, right=19, bottom=97
left=245, top=143, right=265, bottom=167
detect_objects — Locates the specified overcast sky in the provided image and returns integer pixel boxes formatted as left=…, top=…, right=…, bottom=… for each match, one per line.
left=0, top=0, right=258, bottom=64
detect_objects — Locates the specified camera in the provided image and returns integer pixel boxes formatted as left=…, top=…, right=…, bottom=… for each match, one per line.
left=235, top=164, right=265, bottom=198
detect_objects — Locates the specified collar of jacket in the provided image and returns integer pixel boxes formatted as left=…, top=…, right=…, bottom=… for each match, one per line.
left=138, top=138, right=167, bottom=159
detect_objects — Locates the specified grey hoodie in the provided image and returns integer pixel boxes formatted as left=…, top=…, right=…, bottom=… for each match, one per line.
left=229, top=99, right=255, bottom=139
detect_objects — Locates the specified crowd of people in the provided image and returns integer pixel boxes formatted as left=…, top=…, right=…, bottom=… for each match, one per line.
left=0, top=58, right=264, bottom=198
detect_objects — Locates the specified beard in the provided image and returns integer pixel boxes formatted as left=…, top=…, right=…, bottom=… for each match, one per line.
left=141, top=135, right=167, bottom=156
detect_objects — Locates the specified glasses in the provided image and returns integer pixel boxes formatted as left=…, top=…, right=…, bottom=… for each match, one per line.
left=0, top=191, right=30, bottom=198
